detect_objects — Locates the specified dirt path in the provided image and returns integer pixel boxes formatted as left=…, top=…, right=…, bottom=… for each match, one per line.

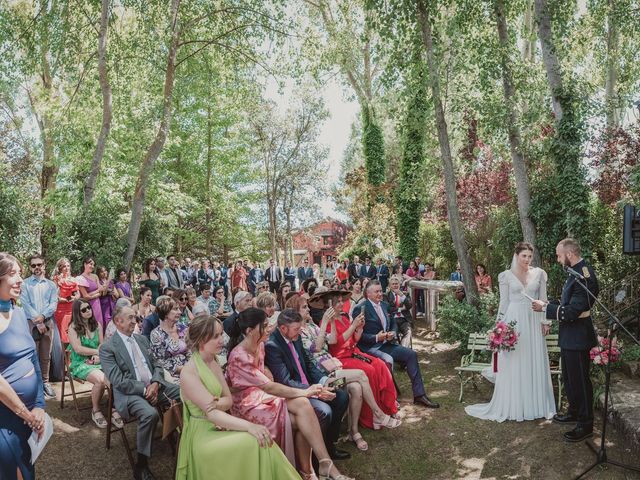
left=39, top=328, right=640, bottom=479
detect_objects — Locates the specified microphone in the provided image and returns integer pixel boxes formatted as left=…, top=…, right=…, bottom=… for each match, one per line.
left=565, top=266, right=585, bottom=280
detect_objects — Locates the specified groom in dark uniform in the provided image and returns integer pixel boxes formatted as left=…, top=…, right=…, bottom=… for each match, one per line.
left=532, top=238, right=599, bottom=443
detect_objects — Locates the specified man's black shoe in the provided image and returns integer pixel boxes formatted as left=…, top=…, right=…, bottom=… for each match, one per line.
left=133, top=466, right=156, bottom=480
left=553, top=413, right=577, bottom=425
left=414, top=395, right=440, bottom=409
left=564, top=426, right=593, bottom=443
left=330, top=448, right=351, bottom=460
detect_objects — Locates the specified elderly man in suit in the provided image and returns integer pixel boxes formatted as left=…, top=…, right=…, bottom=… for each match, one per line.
left=100, top=305, right=180, bottom=480
left=265, top=309, right=351, bottom=461
left=355, top=280, right=439, bottom=409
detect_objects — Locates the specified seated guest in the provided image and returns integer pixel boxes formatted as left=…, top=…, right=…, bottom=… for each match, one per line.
left=175, top=314, right=300, bottom=480
left=133, top=287, right=155, bottom=325
left=68, top=300, right=123, bottom=429
left=191, top=302, right=209, bottom=317
left=276, top=283, right=291, bottom=311
left=474, top=264, right=492, bottom=295
left=355, top=281, right=439, bottom=409
left=300, top=278, right=317, bottom=299
left=196, top=282, right=213, bottom=310
left=290, top=293, right=400, bottom=451
left=142, top=295, right=171, bottom=339
left=173, top=289, right=194, bottom=325
left=106, top=298, right=134, bottom=340
left=223, top=290, right=252, bottom=336
left=230, top=309, right=353, bottom=479
left=385, top=275, right=413, bottom=348
left=100, top=305, right=181, bottom=480
left=150, top=298, right=191, bottom=384
left=185, top=287, right=198, bottom=312
left=210, top=286, right=232, bottom=318
left=322, top=279, right=332, bottom=288
left=256, top=292, right=278, bottom=325
left=265, top=309, right=351, bottom=463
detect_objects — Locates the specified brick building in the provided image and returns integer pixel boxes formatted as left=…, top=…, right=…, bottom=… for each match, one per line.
left=291, top=218, right=351, bottom=267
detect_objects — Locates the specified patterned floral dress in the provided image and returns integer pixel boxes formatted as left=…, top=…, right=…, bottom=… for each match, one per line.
left=149, top=323, right=191, bottom=383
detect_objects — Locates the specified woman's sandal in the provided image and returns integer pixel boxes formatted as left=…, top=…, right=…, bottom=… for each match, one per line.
left=300, top=471, right=319, bottom=480
left=348, top=432, right=368, bottom=451
left=111, top=409, right=124, bottom=429
left=91, top=410, right=108, bottom=429
left=373, top=413, right=402, bottom=430
left=318, top=459, right=354, bottom=480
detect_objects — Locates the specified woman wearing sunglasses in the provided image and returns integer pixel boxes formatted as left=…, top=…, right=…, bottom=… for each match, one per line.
left=68, top=300, right=123, bottom=429
left=172, top=289, right=194, bottom=325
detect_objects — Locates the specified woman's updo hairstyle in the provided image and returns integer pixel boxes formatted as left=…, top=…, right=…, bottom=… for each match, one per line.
left=514, top=242, right=534, bottom=255
left=227, top=307, right=267, bottom=353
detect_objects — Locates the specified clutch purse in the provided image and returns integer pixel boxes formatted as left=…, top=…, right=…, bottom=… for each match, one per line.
left=320, top=357, right=342, bottom=373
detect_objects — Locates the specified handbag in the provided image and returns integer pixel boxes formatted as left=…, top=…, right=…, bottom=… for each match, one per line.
left=162, top=399, right=183, bottom=439
left=320, top=357, right=342, bottom=373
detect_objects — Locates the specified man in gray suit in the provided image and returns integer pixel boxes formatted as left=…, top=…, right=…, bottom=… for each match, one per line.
left=100, top=305, right=180, bottom=480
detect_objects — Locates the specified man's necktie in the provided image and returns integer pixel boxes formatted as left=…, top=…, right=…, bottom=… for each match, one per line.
left=287, top=341, right=309, bottom=385
left=128, top=337, right=151, bottom=386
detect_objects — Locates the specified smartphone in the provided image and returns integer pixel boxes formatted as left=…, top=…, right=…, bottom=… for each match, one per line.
left=331, top=377, right=346, bottom=389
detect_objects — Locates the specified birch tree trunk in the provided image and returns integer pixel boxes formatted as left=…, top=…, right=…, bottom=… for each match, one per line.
left=124, top=0, right=181, bottom=271
left=534, top=0, right=564, bottom=121
left=206, top=105, right=213, bottom=257
left=494, top=0, right=541, bottom=266
left=605, top=0, right=620, bottom=129
left=83, top=0, right=112, bottom=206
left=416, top=0, right=478, bottom=303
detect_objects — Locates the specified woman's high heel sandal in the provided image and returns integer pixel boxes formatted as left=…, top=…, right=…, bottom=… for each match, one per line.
left=373, top=413, right=402, bottom=430
left=318, top=459, right=355, bottom=480
left=348, top=432, right=368, bottom=451
left=300, top=471, right=319, bottom=480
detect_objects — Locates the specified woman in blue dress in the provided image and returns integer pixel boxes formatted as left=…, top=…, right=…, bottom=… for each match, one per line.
left=0, top=252, right=46, bottom=480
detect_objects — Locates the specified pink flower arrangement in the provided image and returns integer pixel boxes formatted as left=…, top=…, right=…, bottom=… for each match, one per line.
left=487, top=321, right=519, bottom=352
left=590, top=336, right=621, bottom=365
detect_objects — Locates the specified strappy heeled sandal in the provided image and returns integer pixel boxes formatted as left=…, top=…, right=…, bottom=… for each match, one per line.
left=318, top=459, right=355, bottom=480
left=373, top=413, right=402, bottom=430
left=300, top=471, right=319, bottom=480
left=348, top=432, right=368, bottom=451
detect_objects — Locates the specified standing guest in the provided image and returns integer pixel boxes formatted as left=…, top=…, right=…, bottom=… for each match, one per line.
left=357, top=281, right=440, bottom=409
left=210, top=286, right=232, bottom=319
left=139, top=258, right=162, bottom=305
left=52, top=257, right=79, bottom=339
left=133, top=287, right=155, bottom=325
left=265, top=259, right=282, bottom=294
left=276, top=283, right=292, bottom=311
left=0, top=253, right=46, bottom=480
left=150, top=298, right=191, bottom=384
left=323, top=261, right=336, bottom=283
left=360, top=257, right=376, bottom=281
left=175, top=314, right=301, bottom=480
left=449, top=262, right=463, bottom=282
left=100, top=305, right=181, bottom=480
left=197, top=260, right=210, bottom=293
left=166, top=255, right=185, bottom=290
left=77, top=256, right=105, bottom=333
left=405, top=261, right=420, bottom=280
left=155, top=257, right=170, bottom=290
left=265, top=309, right=352, bottom=463
left=218, top=262, right=229, bottom=297
left=249, top=263, right=265, bottom=296
left=347, top=256, right=361, bottom=282
left=223, top=290, right=253, bottom=336
left=142, top=295, right=171, bottom=340
left=475, top=264, right=493, bottom=295
left=386, top=275, right=413, bottom=348
left=297, top=259, right=314, bottom=286
left=423, top=263, right=436, bottom=280
left=283, top=261, right=297, bottom=289
left=375, top=259, right=390, bottom=293
left=173, top=289, right=194, bottom=325
left=196, top=283, right=214, bottom=312
left=312, top=263, right=321, bottom=281
left=96, top=266, right=115, bottom=328
left=115, top=268, right=135, bottom=304
left=181, top=257, right=197, bottom=289
left=231, top=260, right=249, bottom=292
left=335, top=261, right=349, bottom=284
left=68, top=299, right=123, bottom=429
left=20, top=254, right=58, bottom=398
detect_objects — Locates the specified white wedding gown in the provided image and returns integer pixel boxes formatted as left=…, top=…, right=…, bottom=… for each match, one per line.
left=465, top=267, right=557, bottom=422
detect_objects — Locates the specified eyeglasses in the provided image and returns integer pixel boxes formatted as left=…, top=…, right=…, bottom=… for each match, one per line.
left=30, top=263, right=43, bottom=268
left=81, top=306, right=92, bottom=313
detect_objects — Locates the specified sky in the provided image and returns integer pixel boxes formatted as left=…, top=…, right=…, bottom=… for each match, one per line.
left=264, top=75, right=359, bottom=222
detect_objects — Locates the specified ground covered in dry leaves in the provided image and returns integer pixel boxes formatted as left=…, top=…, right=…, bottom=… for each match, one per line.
left=39, top=328, right=640, bottom=479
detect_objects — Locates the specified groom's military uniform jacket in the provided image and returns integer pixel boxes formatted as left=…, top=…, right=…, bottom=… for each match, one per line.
left=545, top=259, right=599, bottom=350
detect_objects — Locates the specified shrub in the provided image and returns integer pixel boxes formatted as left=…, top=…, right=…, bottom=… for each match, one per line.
left=437, top=291, right=498, bottom=352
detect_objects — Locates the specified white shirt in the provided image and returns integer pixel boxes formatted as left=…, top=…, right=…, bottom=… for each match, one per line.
left=116, top=329, right=152, bottom=382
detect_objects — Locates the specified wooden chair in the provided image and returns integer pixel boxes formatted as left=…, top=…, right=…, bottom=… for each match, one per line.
left=546, top=334, right=563, bottom=410
left=60, top=343, right=106, bottom=418
left=454, top=333, right=492, bottom=402
left=105, top=383, right=136, bottom=471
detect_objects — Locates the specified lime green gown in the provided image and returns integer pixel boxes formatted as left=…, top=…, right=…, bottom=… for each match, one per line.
left=175, top=352, right=301, bottom=480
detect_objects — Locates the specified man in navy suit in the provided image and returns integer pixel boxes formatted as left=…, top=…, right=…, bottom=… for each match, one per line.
left=297, top=258, right=314, bottom=285
left=355, top=280, right=439, bottom=409
left=376, top=258, right=390, bottom=292
left=360, top=256, right=377, bottom=280
left=265, top=309, right=351, bottom=460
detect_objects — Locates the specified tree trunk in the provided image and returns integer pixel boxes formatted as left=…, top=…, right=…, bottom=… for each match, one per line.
left=124, top=0, right=181, bottom=271
left=416, top=0, right=478, bottom=303
left=205, top=105, right=213, bottom=257
left=83, top=0, right=112, bottom=206
left=605, top=0, right=619, bottom=129
left=267, top=195, right=278, bottom=262
left=521, top=0, right=535, bottom=62
left=534, top=0, right=564, bottom=121
left=494, top=0, right=541, bottom=266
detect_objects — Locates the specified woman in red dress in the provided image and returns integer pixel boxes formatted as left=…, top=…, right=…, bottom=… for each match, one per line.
left=230, top=260, right=248, bottom=292
left=325, top=292, right=399, bottom=430
left=53, top=257, right=79, bottom=341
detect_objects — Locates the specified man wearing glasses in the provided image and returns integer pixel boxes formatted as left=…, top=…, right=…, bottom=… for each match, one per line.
left=20, top=254, right=58, bottom=398
left=297, top=258, right=313, bottom=285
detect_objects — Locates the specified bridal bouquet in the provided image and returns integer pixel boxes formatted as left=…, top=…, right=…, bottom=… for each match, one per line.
left=590, top=336, right=621, bottom=365
left=487, top=320, right=519, bottom=373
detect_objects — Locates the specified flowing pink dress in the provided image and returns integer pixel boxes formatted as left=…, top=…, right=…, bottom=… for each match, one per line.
left=226, top=343, right=296, bottom=466
left=76, top=274, right=104, bottom=332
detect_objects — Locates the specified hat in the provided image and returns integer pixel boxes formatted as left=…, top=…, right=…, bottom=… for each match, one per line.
left=307, top=288, right=352, bottom=309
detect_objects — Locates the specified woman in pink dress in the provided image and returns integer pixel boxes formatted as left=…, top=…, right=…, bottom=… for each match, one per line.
left=226, top=308, right=352, bottom=480
left=76, top=257, right=105, bottom=332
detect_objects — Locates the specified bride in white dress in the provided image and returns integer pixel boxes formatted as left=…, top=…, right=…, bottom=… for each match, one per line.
left=465, top=242, right=557, bottom=422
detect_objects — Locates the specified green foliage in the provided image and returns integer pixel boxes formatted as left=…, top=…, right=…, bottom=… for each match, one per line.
left=437, top=292, right=499, bottom=352
left=362, top=108, right=386, bottom=187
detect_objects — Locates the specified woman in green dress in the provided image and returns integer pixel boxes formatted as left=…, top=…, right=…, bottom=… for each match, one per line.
left=176, top=314, right=301, bottom=480
left=67, top=300, right=123, bottom=429
left=138, top=258, right=162, bottom=305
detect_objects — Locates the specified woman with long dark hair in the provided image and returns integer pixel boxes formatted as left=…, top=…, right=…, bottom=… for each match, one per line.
left=138, top=258, right=161, bottom=305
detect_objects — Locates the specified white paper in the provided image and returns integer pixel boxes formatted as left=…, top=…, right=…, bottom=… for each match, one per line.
left=28, top=412, right=53, bottom=464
